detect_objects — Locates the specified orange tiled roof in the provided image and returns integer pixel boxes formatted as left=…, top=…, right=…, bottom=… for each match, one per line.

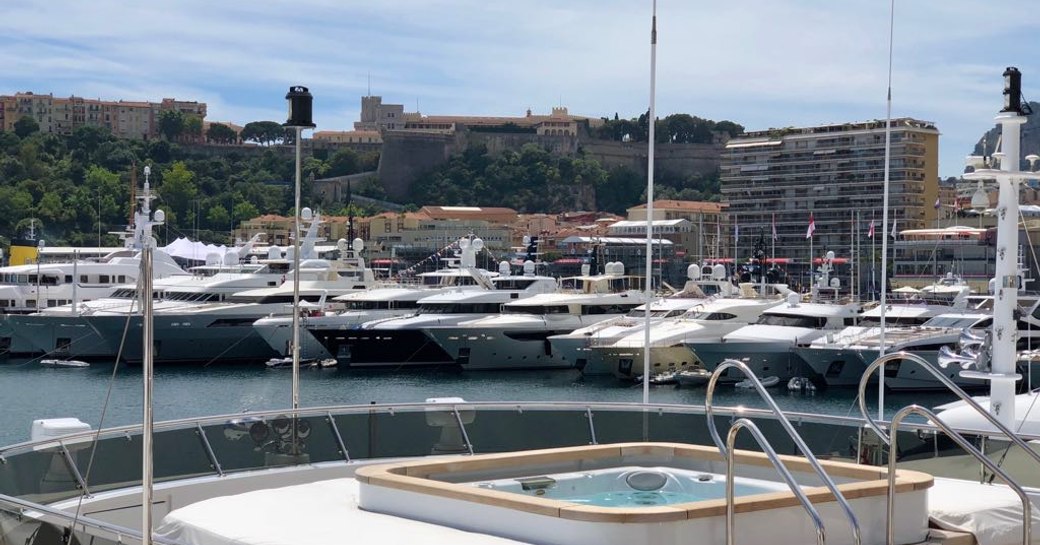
left=629, top=200, right=726, bottom=212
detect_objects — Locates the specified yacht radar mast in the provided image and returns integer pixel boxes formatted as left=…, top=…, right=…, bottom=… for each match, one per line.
left=961, top=67, right=1031, bottom=429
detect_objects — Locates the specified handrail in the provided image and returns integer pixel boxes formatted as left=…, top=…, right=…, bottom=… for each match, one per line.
left=0, top=492, right=184, bottom=545
left=888, top=405, right=1033, bottom=545
left=857, top=352, right=1040, bottom=469
left=727, top=418, right=825, bottom=545
left=706, top=359, right=861, bottom=545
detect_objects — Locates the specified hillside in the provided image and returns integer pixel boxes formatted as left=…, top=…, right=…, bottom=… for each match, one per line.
left=973, top=101, right=1040, bottom=168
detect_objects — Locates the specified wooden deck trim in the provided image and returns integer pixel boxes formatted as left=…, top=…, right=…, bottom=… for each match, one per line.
left=356, top=442, right=933, bottom=523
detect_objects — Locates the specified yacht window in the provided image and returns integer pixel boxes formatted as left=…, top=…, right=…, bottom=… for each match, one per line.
left=347, top=300, right=390, bottom=310
left=395, top=300, right=420, bottom=309
left=922, top=315, right=988, bottom=328
left=755, top=314, right=826, bottom=328
left=503, top=304, right=570, bottom=315
left=28, top=275, right=37, bottom=284
left=47, top=299, right=56, bottom=307
left=844, top=318, right=856, bottom=327
left=494, top=279, right=537, bottom=290
left=99, top=275, right=110, bottom=283
left=118, top=275, right=126, bottom=283
left=17, top=275, right=27, bottom=284
left=419, top=303, right=501, bottom=314
left=80, top=275, right=88, bottom=283
left=690, top=311, right=738, bottom=320
left=64, top=275, right=72, bottom=283
left=583, top=304, right=637, bottom=315
left=625, top=309, right=676, bottom=318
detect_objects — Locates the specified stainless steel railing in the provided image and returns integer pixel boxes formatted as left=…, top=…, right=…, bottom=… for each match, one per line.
left=887, top=405, right=1031, bottom=545
left=726, top=418, right=825, bottom=545
left=857, top=351, right=1040, bottom=468
left=859, top=351, right=1040, bottom=545
left=706, top=359, right=861, bottom=545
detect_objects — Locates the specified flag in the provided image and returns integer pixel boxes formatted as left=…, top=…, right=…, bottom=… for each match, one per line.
left=771, top=213, right=778, bottom=242
left=891, top=217, right=898, bottom=239
left=733, top=218, right=739, bottom=244
left=806, top=213, right=815, bottom=239
left=934, top=197, right=941, bottom=210
left=867, top=218, right=875, bottom=239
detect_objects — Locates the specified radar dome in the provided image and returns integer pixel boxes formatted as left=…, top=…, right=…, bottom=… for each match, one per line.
left=205, top=252, right=221, bottom=266
left=352, top=238, right=364, bottom=252
left=613, top=262, right=625, bottom=276
left=825, top=250, right=835, bottom=261
left=336, top=238, right=348, bottom=252
left=222, top=250, right=239, bottom=265
left=301, top=207, right=313, bottom=221
left=711, top=264, right=726, bottom=280
left=498, top=261, right=511, bottom=275
left=787, top=292, right=800, bottom=306
left=581, top=263, right=591, bottom=276
left=153, top=209, right=165, bottom=223
left=285, top=246, right=295, bottom=260
left=268, top=246, right=283, bottom=260
left=523, top=260, right=535, bottom=275
left=458, top=238, right=470, bottom=250
left=687, top=264, right=700, bottom=280
left=250, top=256, right=258, bottom=264
left=472, top=238, right=484, bottom=251
left=830, top=278, right=841, bottom=288
left=522, top=235, right=531, bottom=245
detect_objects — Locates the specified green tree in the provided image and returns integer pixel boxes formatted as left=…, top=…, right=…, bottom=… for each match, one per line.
left=241, top=121, right=284, bottom=145
left=13, top=116, right=39, bottom=138
left=159, top=161, right=198, bottom=226
left=205, top=205, right=230, bottom=231
left=183, top=115, right=204, bottom=141
left=327, top=148, right=360, bottom=177
left=206, top=123, right=238, bottom=145
left=158, top=110, right=185, bottom=141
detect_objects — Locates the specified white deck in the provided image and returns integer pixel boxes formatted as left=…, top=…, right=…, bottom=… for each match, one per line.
left=155, top=478, right=528, bottom=545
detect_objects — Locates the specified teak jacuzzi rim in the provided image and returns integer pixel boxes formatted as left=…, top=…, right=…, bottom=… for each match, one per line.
left=355, top=442, right=933, bottom=523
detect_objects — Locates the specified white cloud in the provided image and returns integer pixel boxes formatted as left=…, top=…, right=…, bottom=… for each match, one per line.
left=1, top=0, right=1038, bottom=177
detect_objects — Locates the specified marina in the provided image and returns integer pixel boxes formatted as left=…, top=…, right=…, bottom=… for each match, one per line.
left=4, top=1, right=1040, bottom=544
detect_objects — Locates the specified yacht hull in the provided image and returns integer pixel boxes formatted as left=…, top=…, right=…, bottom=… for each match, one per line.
left=692, top=341, right=806, bottom=382
left=605, top=345, right=702, bottom=379
left=427, top=326, right=578, bottom=370
left=252, top=317, right=332, bottom=360
left=5, top=314, right=116, bottom=359
left=311, top=327, right=457, bottom=368
left=85, top=314, right=278, bottom=365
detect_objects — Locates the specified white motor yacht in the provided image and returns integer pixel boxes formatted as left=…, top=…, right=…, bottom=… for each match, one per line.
left=547, top=263, right=736, bottom=375
left=310, top=259, right=557, bottom=368
left=426, top=268, right=647, bottom=370
left=251, top=253, right=506, bottom=360
left=606, top=296, right=787, bottom=380
left=691, top=294, right=862, bottom=383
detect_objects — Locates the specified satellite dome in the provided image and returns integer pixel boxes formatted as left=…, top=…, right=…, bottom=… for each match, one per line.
left=687, top=264, right=700, bottom=280
left=301, top=207, right=313, bottom=221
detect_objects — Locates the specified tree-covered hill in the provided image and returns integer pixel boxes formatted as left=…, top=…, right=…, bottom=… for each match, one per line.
left=0, top=124, right=377, bottom=246
left=408, top=143, right=722, bottom=215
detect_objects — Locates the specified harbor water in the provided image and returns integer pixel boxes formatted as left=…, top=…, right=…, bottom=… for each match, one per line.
left=0, top=358, right=959, bottom=447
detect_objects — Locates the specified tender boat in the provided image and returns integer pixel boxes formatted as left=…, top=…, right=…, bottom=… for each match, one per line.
left=38, top=358, right=89, bottom=368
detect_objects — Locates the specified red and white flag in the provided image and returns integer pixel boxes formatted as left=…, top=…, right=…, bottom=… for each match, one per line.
left=806, top=213, right=815, bottom=239
left=867, top=218, right=875, bottom=239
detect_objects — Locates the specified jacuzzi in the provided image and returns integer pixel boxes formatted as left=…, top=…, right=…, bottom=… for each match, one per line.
left=357, top=442, right=933, bottom=545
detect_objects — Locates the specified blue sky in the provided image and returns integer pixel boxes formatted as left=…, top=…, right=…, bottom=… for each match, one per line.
left=2, top=1, right=1038, bottom=178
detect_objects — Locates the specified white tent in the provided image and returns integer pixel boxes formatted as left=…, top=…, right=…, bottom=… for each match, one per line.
left=162, top=237, right=231, bottom=262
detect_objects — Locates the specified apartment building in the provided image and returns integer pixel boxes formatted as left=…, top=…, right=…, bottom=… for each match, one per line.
left=2, top=92, right=206, bottom=140
left=720, top=118, right=940, bottom=271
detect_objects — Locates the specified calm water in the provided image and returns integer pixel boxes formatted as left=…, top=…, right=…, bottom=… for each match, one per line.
left=0, top=359, right=959, bottom=447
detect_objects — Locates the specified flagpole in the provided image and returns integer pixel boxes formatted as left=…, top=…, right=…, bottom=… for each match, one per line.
left=733, top=215, right=738, bottom=280
left=850, top=210, right=855, bottom=300
left=871, top=211, right=877, bottom=299
left=809, top=216, right=813, bottom=293
left=771, top=213, right=776, bottom=263
left=878, top=0, right=896, bottom=420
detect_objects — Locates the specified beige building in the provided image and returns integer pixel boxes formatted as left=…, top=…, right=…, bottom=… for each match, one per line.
left=720, top=118, right=940, bottom=265
left=312, top=130, right=382, bottom=145
left=625, top=200, right=727, bottom=261
left=2, top=92, right=206, bottom=140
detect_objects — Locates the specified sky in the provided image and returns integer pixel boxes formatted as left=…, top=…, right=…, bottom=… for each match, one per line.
left=2, top=1, right=1039, bottom=178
